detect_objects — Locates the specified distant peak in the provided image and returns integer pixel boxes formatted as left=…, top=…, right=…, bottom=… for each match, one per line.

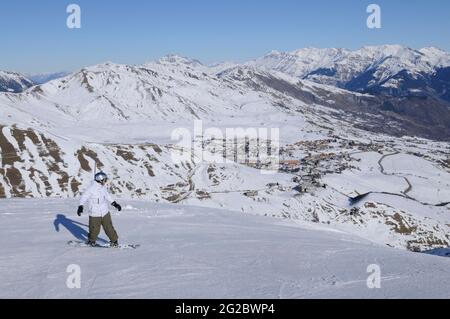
left=26, top=71, right=71, bottom=85
left=261, top=47, right=349, bottom=59
left=292, top=47, right=349, bottom=56
left=358, top=44, right=411, bottom=54
left=0, top=70, right=24, bottom=77
left=92, top=61, right=122, bottom=68
left=158, top=54, right=203, bottom=66
left=266, top=50, right=282, bottom=56
left=361, top=44, right=406, bottom=49
left=419, top=46, right=447, bottom=54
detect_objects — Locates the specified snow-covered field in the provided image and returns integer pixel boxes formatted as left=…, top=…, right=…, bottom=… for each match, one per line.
left=1, top=198, right=450, bottom=299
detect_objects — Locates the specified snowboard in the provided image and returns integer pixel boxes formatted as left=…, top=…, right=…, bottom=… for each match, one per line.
left=67, top=240, right=140, bottom=250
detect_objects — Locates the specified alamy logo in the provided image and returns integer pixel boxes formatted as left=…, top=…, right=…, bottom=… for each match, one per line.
left=367, top=264, right=381, bottom=289
left=66, top=264, right=81, bottom=289
left=171, top=120, right=280, bottom=174
left=367, top=4, right=382, bottom=29
left=66, top=4, right=81, bottom=29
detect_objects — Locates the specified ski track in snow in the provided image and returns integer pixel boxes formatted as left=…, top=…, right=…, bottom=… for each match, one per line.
left=1, top=198, right=450, bottom=298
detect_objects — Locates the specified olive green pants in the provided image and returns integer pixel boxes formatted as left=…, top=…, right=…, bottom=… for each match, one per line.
left=88, top=213, right=119, bottom=242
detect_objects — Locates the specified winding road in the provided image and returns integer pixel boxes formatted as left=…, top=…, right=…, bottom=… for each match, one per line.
left=377, top=152, right=413, bottom=198
left=370, top=151, right=449, bottom=207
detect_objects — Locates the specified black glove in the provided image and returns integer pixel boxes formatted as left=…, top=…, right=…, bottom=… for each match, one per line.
left=112, top=201, right=122, bottom=212
left=77, top=205, right=83, bottom=216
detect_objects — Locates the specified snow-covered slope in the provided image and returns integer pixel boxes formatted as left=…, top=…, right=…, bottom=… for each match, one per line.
left=0, top=59, right=274, bottom=124
left=1, top=198, right=450, bottom=298
left=0, top=70, right=34, bottom=93
left=0, top=60, right=335, bottom=132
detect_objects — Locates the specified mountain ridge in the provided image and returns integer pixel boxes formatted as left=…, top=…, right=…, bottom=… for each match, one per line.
left=247, top=45, right=450, bottom=103
left=0, top=70, right=34, bottom=93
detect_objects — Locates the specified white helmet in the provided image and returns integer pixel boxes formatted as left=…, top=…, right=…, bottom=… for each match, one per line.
left=94, top=172, right=108, bottom=183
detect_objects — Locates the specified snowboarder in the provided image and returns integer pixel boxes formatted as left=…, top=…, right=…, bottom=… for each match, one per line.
left=77, top=172, right=122, bottom=247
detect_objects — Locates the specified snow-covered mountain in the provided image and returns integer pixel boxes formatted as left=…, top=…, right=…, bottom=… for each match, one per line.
left=3, top=58, right=276, bottom=124
left=0, top=70, right=34, bottom=93
left=0, top=57, right=374, bottom=126
left=157, top=54, right=204, bottom=68
left=248, top=47, right=350, bottom=80
left=3, top=49, right=449, bottom=140
left=248, top=45, right=450, bottom=101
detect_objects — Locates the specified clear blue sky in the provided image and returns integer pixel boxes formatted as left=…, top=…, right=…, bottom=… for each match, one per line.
left=1, top=0, right=449, bottom=74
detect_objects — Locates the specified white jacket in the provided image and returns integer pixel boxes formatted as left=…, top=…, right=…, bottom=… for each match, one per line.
left=79, top=181, right=114, bottom=217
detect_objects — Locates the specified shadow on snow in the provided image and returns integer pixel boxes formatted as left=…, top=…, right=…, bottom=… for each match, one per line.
left=53, top=214, right=108, bottom=244
left=423, top=248, right=450, bottom=258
